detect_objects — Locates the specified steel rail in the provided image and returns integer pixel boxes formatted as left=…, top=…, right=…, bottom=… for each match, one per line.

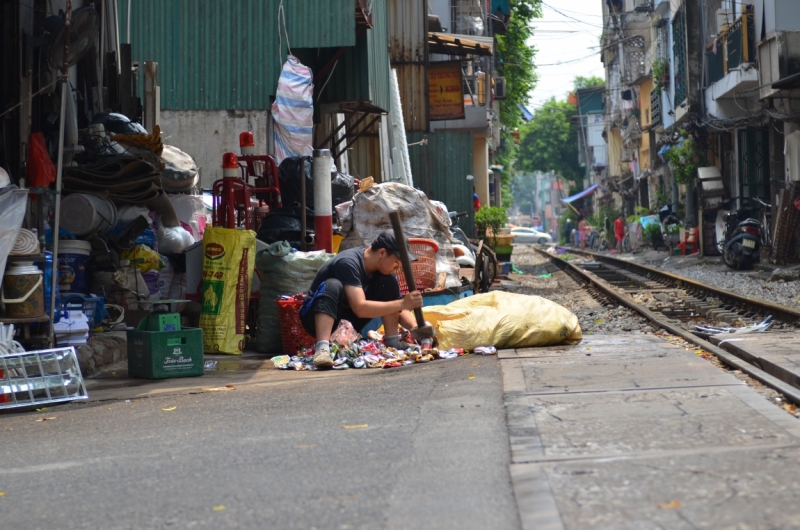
left=535, top=248, right=800, bottom=404
left=573, top=249, right=800, bottom=324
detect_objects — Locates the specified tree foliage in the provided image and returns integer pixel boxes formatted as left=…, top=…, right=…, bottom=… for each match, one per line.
left=516, top=97, right=583, bottom=183
left=495, top=0, right=542, bottom=210
left=573, top=76, right=605, bottom=90
left=495, top=0, right=542, bottom=132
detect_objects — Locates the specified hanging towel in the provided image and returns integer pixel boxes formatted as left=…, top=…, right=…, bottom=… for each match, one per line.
left=272, top=56, right=314, bottom=164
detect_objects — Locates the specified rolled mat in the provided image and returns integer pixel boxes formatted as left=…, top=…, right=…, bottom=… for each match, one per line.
left=63, top=158, right=162, bottom=205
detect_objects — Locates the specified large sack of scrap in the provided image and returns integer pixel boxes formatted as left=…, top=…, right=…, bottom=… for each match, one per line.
left=255, top=241, right=334, bottom=354
left=337, top=182, right=461, bottom=289
left=424, top=291, right=582, bottom=350
left=199, top=227, right=256, bottom=354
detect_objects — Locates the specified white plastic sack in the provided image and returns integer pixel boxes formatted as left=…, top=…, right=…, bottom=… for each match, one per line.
left=116, top=205, right=152, bottom=226
left=271, top=56, right=313, bottom=164
left=255, top=241, right=334, bottom=353
left=0, top=187, right=28, bottom=289
left=157, top=225, right=194, bottom=254
left=168, top=194, right=207, bottom=242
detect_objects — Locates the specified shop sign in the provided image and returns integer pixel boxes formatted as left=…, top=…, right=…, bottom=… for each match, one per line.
left=429, top=61, right=465, bottom=121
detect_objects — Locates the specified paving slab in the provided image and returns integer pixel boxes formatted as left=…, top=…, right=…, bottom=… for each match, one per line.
left=709, top=331, right=800, bottom=389
left=502, top=334, right=800, bottom=530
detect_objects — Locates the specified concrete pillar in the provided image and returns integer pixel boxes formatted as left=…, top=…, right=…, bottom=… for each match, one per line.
left=473, top=135, right=489, bottom=208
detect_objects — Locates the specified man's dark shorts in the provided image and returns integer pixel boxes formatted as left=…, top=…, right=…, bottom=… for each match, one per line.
left=299, top=275, right=401, bottom=338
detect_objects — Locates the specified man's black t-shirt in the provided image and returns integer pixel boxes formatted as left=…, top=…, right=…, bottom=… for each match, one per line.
left=307, top=247, right=374, bottom=296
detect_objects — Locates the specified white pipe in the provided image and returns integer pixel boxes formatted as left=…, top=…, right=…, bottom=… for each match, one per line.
left=50, top=80, right=68, bottom=347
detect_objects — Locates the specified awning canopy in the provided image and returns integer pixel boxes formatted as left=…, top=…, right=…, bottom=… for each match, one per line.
left=428, top=32, right=493, bottom=57
left=561, top=183, right=600, bottom=204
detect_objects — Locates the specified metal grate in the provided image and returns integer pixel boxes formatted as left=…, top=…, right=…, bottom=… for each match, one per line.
left=0, top=347, right=88, bottom=410
left=650, top=89, right=662, bottom=127
left=737, top=128, right=769, bottom=203
left=672, top=9, right=688, bottom=107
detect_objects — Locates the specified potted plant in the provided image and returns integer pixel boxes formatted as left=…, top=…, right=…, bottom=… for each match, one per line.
left=652, top=58, right=669, bottom=91
left=475, top=205, right=510, bottom=257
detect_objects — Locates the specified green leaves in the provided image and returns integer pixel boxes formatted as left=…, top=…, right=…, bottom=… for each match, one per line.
left=516, top=97, right=583, bottom=183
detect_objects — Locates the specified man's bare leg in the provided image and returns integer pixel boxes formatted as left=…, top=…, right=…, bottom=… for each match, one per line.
left=314, top=313, right=336, bottom=343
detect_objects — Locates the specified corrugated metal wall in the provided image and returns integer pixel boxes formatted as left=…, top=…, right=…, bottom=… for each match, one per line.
left=388, top=0, right=428, bottom=131
left=315, top=0, right=390, bottom=113
left=407, top=130, right=475, bottom=237
left=121, top=0, right=355, bottom=110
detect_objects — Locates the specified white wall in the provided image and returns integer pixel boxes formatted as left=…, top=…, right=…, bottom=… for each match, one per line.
left=159, top=110, right=272, bottom=189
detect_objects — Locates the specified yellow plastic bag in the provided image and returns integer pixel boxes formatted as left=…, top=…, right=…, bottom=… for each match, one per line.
left=423, top=291, right=582, bottom=350
left=199, top=227, right=256, bottom=354
left=119, top=244, right=166, bottom=273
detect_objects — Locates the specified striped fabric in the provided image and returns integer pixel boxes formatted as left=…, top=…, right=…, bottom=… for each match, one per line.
left=272, top=56, right=314, bottom=164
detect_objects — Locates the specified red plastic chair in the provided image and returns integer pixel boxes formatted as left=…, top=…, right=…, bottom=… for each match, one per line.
left=677, top=227, right=698, bottom=255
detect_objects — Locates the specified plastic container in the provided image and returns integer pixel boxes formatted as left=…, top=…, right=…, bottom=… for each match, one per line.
left=127, top=327, right=204, bottom=379
left=58, top=294, right=102, bottom=327
left=396, top=238, right=439, bottom=295
left=2, top=262, right=45, bottom=318
left=140, top=313, right=181, bottom=332
left=41, top=251, right=59, bottom=317
left=57, top=240, right=92, bottom=295
left=59, top=193, right=118, bottom=237
left=276, top=297, right=315, bottom=354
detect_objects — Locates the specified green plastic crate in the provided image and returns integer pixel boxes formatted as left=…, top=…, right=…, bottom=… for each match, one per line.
left=140, top=313, right=181, bottom=332
left=127, top=327, right=204, bottom=379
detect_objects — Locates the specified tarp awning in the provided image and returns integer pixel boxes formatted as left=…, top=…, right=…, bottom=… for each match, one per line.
left=428, top=32, right=493, bottom=56
left=561, top=183, right=599, bottom=203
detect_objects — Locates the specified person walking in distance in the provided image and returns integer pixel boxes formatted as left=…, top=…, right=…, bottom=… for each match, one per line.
left=578, top=215, right=590, bottom=251
left=299, top=231, right=423, bottom=369
left=614, top=213, right=626, bottom=252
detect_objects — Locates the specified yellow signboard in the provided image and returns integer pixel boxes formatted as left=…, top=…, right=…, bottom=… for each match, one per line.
left=429, top=61, right=465, bottom=121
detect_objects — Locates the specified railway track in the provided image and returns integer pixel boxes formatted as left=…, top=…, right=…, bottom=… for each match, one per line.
left=534, top=247, right=800, bottom=404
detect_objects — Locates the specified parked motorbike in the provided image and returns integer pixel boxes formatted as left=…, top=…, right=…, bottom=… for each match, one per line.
left=715, top=198, right=763, bottom=270
left=448, top=211, right=498, bottom=292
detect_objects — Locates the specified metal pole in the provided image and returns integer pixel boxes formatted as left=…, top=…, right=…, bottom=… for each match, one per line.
left=300, top=158, right=307, bottom=251
left=50, top=0, right=72, bottom=347
left=313, top=149, right=333, bottom=252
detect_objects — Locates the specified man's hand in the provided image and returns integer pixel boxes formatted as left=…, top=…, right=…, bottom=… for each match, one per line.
left=402, top=290, right=423, bottom=311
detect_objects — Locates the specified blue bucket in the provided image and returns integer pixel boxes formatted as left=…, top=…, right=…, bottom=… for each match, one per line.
left=57, top=240, right=92, bottom=295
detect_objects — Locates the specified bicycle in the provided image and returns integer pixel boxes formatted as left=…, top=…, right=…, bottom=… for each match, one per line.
left=753, top=197, right=772, bottom=248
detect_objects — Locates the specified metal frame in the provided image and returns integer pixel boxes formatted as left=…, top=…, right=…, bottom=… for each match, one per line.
left=0, top=347, right=88, bottom=409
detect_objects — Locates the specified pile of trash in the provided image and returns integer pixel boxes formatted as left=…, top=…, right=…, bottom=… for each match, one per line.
left=271, top=328, right=496, bottom=371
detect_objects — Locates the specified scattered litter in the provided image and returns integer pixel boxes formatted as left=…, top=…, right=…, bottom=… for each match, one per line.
left=162, top=406, right=177, bottom=412
left=204, top=360, right=218, bottom=371
left=342, top=424, right=368, bottom=429
left=474, top=346, right=497, bottom=355
left=657, top=500, right=681, bottom=509
left=35, top=407, right=49, bottom=412
left=35, top=417, right=57, bottom=422
left=468, top=374, right=475, bottom=380
left=202, top=386, right=235, bottom=392
left=212, top=505, right=225, bottom=512
left=537, top=273, right=553, bottom=279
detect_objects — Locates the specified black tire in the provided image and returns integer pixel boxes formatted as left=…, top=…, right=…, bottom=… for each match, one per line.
left=723, top=244, right=738, bottom=268
left=538, top=237, right=547, bottom=245
left=480, top=257, right=490, bottom=293
left=479, top=246, right=498, bottom=284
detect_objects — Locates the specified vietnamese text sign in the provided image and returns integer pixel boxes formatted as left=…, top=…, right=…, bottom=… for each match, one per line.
left=429, top=61, right=465, bottom=121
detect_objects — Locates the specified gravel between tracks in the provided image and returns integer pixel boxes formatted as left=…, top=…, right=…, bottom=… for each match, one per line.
left=634, top=251, right=800, bottom=310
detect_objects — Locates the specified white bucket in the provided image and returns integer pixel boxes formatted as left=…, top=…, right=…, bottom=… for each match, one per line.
left=58, top=239, right=92, bottom=295
left=59, top=193, right=118, bottom=237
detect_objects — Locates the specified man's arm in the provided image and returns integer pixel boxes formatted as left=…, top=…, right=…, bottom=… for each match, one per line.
left=344, top=285, right=422, bottom=319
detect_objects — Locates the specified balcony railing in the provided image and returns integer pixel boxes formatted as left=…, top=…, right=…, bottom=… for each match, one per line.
left=706, top=9, right=755, bottom=86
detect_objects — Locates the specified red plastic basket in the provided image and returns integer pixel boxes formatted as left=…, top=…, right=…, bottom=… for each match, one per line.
left=396, top=238, right=439, bottom=295
left=276, top=296, right=316, bottom=354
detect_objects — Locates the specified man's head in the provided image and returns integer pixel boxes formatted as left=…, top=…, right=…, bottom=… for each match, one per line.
left=371, top=231, right=417, bottom=275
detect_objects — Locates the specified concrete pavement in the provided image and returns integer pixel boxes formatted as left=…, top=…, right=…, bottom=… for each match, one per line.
left=0, top=354, right=520, bottom=530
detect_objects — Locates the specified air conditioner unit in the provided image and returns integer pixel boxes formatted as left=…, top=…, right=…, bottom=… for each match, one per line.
left=631, top=0, right=652, bottom=12
left=494, top=76, right=507, bottom=100
left=620, top=146, right=635, bottom=162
